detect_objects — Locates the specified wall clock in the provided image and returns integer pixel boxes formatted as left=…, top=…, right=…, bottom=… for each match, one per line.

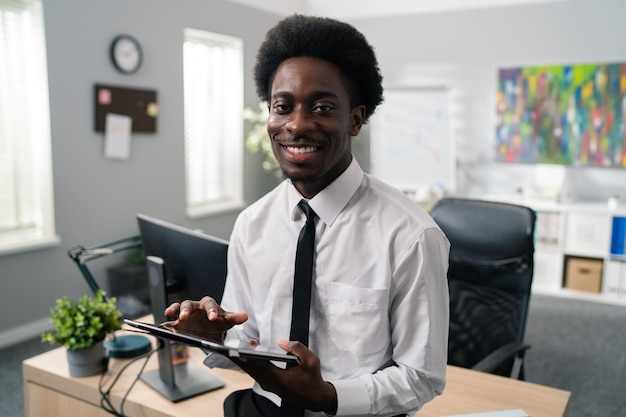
left=109, top=34, right=143, bottom=75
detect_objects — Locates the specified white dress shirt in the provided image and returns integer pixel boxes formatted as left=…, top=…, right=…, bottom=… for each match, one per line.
left=204, top=158, right=450, bottom=417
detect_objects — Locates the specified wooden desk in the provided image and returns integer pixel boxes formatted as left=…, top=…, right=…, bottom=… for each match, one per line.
left=23, top=346, right=570, bottom=417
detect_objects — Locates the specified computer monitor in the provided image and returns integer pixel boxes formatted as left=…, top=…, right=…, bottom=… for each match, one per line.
left=137, top=213, right=228, bottom=305
left=136, top=213, right=228, bottom=402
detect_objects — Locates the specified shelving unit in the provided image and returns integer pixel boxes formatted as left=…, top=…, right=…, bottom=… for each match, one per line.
left=484, top=196, right=626, bottom=306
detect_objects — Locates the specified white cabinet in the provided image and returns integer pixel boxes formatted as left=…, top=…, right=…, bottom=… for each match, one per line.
left=603, top=260, right=626, bottom=300
left=484, top=196, right=626, bottom=305
left=563, top=212, right=611, bottom=257
left=533, top=251, right=563, bottom=292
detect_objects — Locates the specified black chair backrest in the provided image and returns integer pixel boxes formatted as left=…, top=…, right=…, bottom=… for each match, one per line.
left=430, top=197, right=536, bottom=375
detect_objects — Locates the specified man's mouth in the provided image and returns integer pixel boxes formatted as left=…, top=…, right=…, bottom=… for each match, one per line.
left=285, top=145, right=317, bottom=154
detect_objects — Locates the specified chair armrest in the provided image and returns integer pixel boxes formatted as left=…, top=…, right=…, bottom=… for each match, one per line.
left=471, top=342, right=530, bottom=379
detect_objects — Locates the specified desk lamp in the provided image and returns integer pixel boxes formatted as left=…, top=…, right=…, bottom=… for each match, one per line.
left=68, top=236, right=151, bottom=359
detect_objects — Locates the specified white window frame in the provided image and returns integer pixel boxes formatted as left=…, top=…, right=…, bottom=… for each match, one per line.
left=183, top=28, right=244, bottom=218
left=0, top=0, right=59, bottom=256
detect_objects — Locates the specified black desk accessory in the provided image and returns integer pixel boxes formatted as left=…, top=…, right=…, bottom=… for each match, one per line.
left=68, top=236, right=152, bottom=359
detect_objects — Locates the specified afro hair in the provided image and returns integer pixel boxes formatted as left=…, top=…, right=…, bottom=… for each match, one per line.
left=254, top=14, right=384, bottom=122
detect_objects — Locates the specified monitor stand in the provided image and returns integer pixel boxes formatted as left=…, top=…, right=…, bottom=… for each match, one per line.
left=141, top=256, right=224, bottom=402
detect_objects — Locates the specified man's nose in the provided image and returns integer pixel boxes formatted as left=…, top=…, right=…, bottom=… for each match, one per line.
left=285, top=108, right=315, bottom=135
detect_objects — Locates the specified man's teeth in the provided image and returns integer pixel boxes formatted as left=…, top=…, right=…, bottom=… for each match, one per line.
left=287, top=146, right=316, bottom=154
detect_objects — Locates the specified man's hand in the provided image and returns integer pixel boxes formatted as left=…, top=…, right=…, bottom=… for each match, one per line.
left=233, top=339, right=338, bottom=414
left=162, top=296, right=248, bottom=341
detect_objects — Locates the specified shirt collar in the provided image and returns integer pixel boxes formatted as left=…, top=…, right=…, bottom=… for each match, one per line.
left=288, top=157, right=364, bottom=227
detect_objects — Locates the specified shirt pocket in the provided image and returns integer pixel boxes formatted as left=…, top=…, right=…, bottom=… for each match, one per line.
left=327, top=282, right=390, bottom=355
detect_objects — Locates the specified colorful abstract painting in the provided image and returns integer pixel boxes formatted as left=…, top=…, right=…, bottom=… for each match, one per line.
left=496, top=62, right=626, bottom=167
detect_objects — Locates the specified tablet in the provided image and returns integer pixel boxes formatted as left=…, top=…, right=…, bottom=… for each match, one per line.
left=123, top=318, right=300, bottom=366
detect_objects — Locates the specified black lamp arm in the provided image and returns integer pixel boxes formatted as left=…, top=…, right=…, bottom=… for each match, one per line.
left=67, top=235, right=142, bottom=297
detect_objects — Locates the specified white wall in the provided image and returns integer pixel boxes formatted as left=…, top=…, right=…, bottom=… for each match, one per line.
left=349, top=0, right=626, bottom=200
left=4, top=0, right=626, bottom=346
left=0, top=0, right=281, bottom=346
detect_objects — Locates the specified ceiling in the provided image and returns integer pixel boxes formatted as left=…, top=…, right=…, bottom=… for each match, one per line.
left=227, top=0, right=571, bottom=19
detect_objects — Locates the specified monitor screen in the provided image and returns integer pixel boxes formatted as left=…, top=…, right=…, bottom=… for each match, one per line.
left=136, top=213, right=228, bottom=304
left=135, top=213, right=228, bottom=401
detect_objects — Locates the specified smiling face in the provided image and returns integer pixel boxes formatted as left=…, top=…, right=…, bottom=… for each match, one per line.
left=267, top=57, right=365, bottom=199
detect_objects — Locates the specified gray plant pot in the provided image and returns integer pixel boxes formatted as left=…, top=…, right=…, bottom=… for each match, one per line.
left=66, top=340, right=106, bottom=377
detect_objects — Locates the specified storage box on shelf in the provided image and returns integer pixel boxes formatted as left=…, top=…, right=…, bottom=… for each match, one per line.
left=483, top=195, right=626, bottom=305
left=564, top=256, right=603, bottom=293
left=604, top=215, right=626, bottom=301
left=611, top=216, right=626, bottom=257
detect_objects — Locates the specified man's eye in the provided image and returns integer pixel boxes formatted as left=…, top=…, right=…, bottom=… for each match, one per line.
left=314, top=104, right=333, bottom=112
left=273, top=104, right=291, bottom=113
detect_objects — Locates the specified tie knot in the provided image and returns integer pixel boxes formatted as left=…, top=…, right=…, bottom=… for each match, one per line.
left=298, top=201, right=316, bottom=221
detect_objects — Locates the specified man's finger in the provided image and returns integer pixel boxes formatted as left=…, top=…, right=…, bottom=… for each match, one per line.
left=178, top=300, right=199, bottom=319
left=277, top=339, right=305, bottom=356
left=226, top=311, right=249, bottom=325
left=164, top=302, right=180, bottom=317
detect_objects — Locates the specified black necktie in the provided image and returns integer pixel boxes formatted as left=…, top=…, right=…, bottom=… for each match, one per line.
left=281, top=200, right=316, bottom=417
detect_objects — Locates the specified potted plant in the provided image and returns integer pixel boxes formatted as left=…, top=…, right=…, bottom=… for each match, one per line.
left=42, top=289, right=122, bottom=377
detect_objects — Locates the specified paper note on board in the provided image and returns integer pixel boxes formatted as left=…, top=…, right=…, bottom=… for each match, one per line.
left=104, top=113, right=132, bottom=160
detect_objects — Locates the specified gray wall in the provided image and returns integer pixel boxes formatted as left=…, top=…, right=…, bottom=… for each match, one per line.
left=349, top=0, right=626, bottom=201
left=4, top=0, right=626, bottom=345
left=0, top=0, right=281, bottom=344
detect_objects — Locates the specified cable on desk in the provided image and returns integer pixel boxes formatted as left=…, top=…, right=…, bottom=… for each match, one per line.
left=98, top=346, right=158, bottom=416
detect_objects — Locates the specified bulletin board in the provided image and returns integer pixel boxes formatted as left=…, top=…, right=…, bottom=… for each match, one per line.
left=94, top=84, right=158, bottom=133
left=370, top=87, right=455, bottom=193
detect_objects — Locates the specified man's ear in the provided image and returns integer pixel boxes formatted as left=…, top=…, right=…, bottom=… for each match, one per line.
left=350, top=105, right=366, bottom=136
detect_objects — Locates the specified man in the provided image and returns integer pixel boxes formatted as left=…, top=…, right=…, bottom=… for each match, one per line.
left=165, top=14, right=449, bottom=417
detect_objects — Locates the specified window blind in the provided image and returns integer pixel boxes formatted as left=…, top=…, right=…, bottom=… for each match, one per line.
left=183, top=28, right=243, bottom=217
left=0, top=0, right=56, bottom=253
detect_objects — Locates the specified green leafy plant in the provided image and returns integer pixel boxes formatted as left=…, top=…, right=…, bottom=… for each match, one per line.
left=244, top=102, right=281, bottom=178
left=41, top=290, right=122, bottom=350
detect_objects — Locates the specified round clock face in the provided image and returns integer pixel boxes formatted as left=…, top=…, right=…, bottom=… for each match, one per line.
left=110, top=35, right=142, bottom=74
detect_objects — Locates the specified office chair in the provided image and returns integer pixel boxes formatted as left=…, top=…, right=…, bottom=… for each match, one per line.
left=430, top=197, right=536, bottom=379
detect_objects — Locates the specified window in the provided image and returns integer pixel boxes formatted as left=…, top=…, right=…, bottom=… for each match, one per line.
left=0, top=0, right=58, bottom=255
left=183, top=28, right=244, bottom=217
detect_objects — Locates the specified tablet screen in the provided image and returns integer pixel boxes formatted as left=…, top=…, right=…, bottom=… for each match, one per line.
left=123, top=318, right=300, bottom=366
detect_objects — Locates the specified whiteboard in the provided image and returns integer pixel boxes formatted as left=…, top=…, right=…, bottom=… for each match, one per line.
left=370, top=88, right=455, bottom=193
